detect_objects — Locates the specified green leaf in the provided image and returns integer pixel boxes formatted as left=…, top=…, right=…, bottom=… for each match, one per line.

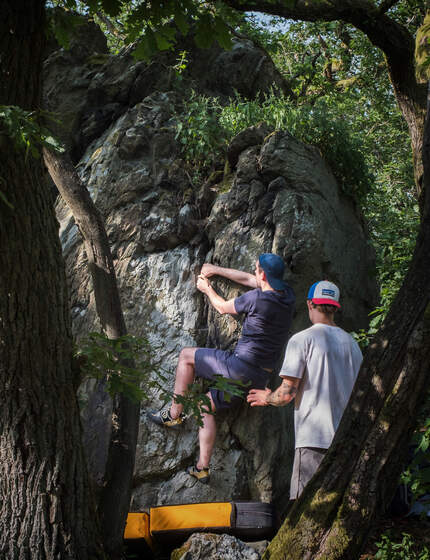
left=100, top=0, right=122, bottom=17
left=195, top=14, right=215, bottom=49
left=49, top=10, right=86, bottom=50
left=155, top=25, right=176, bottom=51
left=214, top=16, right=233, bottom=50
left=133, top=29, right=158, bottom=61
left=174, top=8, right=189, bottom=36
left=155, top=33, right=173, bottom=51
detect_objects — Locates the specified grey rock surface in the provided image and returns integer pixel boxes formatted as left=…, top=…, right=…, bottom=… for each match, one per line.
left=171, top=533, right=268, bottom=560
left=46, top=21, right=378, bottom=516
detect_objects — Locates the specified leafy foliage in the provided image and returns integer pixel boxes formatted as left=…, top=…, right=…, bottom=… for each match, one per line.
left=175, top=90, right=373, bottom=201
left=0, top=105, right=64, bottom=157
left=174, top=92, right=228, bottom=172
left=50, top=0, right=235, bottom=58
left=47, top=6, right=88, bottom=49
left=0, top=105, right=65, bottom=208
left=76, top=332, right=247, bottom=426
left=76, top=332, right=158, bottom=403
left=401, top=416, right=430, bottom=507
left=375, top=532, right=430, bottom=560
left=172, top=375, right=249, bottom=426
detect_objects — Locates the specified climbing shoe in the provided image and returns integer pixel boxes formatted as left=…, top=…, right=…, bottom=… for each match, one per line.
left=147, top=408, right=186, bottom=428
left=186, top=464, right=210, bottom=484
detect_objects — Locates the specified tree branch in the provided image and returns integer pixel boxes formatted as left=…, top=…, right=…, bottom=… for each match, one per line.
left=43, top=148, right=139, bottom=560
left=44, top=149, right=125, bottom=338
left=222, top=0, right=374, bottom=22
left=96, top=11, right=125, bottom=39
left=296, top=52, right=323, bottom=98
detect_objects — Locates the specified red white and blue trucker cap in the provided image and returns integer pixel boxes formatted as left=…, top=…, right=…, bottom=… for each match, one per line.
left=307, top=281, right=341, bottom=308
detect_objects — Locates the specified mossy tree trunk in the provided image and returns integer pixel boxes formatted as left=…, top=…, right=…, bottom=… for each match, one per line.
left=0, top=2, right=104, bottom=558
left=263, top=86, right=430, bottom=558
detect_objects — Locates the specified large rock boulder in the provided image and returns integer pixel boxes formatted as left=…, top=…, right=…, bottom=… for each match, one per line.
left=171, top=534, right=268, bottom=560
left=46, top=21, right=378, bottom=516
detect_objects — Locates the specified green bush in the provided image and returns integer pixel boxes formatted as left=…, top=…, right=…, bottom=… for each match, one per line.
left=174, top=91, right=227, bottom=168
left=375, top=533, right=430, bottom=560
left=174, top=91, right=373, bottom=203
left=76, top=332, right=246, bottom=426
left=401, top=413, right=430, bottom=507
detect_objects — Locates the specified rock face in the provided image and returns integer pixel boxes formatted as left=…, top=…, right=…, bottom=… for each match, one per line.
left=46, top=22, right=378, bottom=517
left=171, top=534, right=268, bottom=560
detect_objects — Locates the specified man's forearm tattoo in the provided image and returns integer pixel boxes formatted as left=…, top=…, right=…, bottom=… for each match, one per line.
left=266, top=381, right=298, bottom=407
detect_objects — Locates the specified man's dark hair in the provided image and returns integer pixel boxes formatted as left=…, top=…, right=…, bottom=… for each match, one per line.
left=310, top=302, right=338, bottom=315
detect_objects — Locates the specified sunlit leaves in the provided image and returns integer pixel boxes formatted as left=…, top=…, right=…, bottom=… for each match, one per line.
left=76, top=332, right=249, bottom=426
left=0, top=105, right=65, bottom=158
left=77, top=332, right=158, bottom=403
left=130, top=4, right=232, bottom=59
left=48, top=7, right=86, bottom=49
left=50, top=1, right=235, bottom=59
left=175, top=89, right=373, bottom=201
left=174, top=91, right=228, bottom=169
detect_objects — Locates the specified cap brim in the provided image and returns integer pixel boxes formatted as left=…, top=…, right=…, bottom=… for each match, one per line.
left=312, top=298, right=341, bottom=308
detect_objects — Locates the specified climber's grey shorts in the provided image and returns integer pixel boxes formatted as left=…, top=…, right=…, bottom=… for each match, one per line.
left=194, top=348, right=270, bottom=411
left=290, top=447, right=327, bottom=500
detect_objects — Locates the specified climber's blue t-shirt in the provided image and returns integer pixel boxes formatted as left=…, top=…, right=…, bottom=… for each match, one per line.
left=233, top=287, right=295, bottom=370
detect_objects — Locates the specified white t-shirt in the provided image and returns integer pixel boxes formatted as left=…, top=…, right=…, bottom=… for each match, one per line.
left=279, top=323, right=363, bottom=449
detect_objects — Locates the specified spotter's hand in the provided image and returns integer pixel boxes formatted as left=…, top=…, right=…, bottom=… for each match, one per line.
left=247, top=388, right=271, bottom=407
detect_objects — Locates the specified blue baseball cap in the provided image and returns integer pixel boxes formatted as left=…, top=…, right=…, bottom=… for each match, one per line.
left=307, top=281, right=341, bottom=308
left=258, top=253, right=287, bottom=290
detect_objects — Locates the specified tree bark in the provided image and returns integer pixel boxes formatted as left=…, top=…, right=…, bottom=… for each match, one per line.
left=0, top=2, right=104, bottom=558
left=43, top=149, right=140, bottom=559
left=222, top=0, right=427, bottom=200
left=263, top=85, right=430, bottom=560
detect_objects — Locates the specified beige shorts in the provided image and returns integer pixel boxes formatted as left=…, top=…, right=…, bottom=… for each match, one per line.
left=290, top=447, right=327, bottom=500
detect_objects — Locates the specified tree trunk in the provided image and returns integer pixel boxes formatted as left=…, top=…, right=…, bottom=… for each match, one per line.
left=0, top=2, right=104, bottom=558
left=351, top=13, right=427, bottom=203
left=263, top=85, right=430, bottom=559
left=43, top=149, right=140, bottom=559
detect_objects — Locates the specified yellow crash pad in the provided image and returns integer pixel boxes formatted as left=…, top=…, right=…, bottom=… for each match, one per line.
left=150, top=502, right=233, bottom=533
left=124, top=512, right=153, bottom=548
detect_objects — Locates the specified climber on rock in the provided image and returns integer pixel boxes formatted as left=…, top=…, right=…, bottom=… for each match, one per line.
left=147, top=254, right=295, bottom=484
